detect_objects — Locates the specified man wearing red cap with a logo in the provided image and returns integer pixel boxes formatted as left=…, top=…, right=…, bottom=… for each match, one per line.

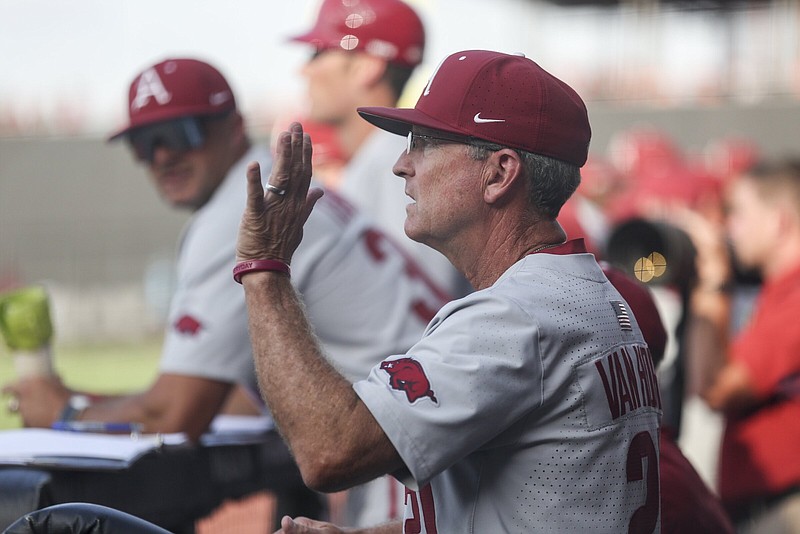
left=289, top=0, right=469, bottom=304
left=4, top=58, right=449, bottom=483
left=236, top=50, right=662, bottom=533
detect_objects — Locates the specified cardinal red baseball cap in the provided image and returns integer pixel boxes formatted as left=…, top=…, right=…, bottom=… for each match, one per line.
left=289, top=0, right=424, bottom=68
left=358, top=50, right=591, bottom=167
left=108, top=58, right=237, bottom=140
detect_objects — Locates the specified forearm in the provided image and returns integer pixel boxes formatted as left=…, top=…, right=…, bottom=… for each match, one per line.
left=684, top=287, right=732, bottom=401
left=75, top=375, right=231, bottom=441
left=78, top=392, right=158, bottom=427
left=244, top=271, right=401, bottom=491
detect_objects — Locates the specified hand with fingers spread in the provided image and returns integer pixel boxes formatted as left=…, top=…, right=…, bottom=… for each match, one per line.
left=273, top=515, right=346, bottom=534
left=236, top=122, right=325, bottom=269
left=273, top=515, right=398, bottom=534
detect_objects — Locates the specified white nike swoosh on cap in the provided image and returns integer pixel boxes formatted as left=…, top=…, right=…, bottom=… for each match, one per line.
left=473, top=113, right=506, bottom=124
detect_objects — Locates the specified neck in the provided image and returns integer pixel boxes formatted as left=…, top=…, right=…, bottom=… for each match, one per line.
left=763, top=239, right=800, bottom=281
left=337, top=85, right=398, bottom=160
left=457, top=220, right=567, bottom=291
left=518, top=240, right=567, bottom=256
left=336, top=114, right=375, bottom=160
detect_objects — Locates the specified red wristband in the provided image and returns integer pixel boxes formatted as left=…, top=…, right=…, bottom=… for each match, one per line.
left=233, top=259, right=291, bottom=284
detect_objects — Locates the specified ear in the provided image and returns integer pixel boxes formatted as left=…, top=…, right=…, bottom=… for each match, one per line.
left=484, top=149, right=525, bottom=205
left=350, top=54, right=389, bottom=88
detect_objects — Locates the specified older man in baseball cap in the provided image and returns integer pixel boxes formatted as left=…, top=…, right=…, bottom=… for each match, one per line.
left=236, top=49, right=662, bottom=533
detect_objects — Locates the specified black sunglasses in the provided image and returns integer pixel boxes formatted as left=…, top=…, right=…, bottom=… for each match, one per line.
left=127, top=117, right=206, bottom=163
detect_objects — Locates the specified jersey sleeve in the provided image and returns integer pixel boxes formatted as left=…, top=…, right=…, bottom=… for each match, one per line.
left=159, top=213, right=254, bottom=386
left=354, top=291, right=544, bottom=489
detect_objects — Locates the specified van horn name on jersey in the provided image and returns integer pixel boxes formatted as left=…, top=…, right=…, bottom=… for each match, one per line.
left=595, top=345, right=662, bottom=420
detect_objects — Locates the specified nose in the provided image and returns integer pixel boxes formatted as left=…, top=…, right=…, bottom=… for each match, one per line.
left=150, top=144, right=179, bottom=167
left=300, top=51, right=322, bottom=76
left=392, top=150, right=413, bottom=181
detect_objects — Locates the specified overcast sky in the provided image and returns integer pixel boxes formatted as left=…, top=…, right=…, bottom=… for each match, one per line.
left=0, top=0, right=788, bottom=138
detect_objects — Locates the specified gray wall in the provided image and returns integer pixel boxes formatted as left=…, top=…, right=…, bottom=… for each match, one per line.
left=1, top=102, right=798, bottom=340
left=0, top=139, right=188, bottom=288
left=3, top=102, right=799, bottom=289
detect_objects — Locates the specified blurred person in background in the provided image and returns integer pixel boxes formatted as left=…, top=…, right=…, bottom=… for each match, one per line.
left=557, top=155, right=627, bottom=256
left=676, top=159, right=800, bottom=533
left=597, top=127, right=733, bottom=437
left=289, top=0, right=470, bottom=302
left=288, top=0, right=467, bottom=526
left=271, top=114, right=347, bottom=190
left=2, top=57, right=450, bottom=525
left=603, top=264, right=735, bottom=534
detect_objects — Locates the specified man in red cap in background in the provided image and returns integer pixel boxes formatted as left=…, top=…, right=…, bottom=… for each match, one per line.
left=289, top=3, right=468, bottom=525
left=289, top=0, right=470, bottom=303
left=3, top=57, right=452, bottom=526
left=236, top=49, right=661, bottom=533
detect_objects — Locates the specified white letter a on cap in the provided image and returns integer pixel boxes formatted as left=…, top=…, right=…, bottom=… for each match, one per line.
left=131, top=68, right=172, bottom=111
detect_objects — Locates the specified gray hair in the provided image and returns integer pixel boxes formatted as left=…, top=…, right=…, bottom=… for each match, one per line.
left=467, top=143, right=581, bottom=219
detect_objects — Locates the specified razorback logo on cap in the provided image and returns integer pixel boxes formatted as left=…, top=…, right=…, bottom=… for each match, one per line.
left=174, top=314, right=203, bottom=336
left=108, top=58, right=237, bottom=141
left=380, top=357, right=437, bottom=404
left=131, top=67, right=172, bottom=112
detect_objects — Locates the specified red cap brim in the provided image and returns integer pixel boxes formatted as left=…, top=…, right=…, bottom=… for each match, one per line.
left=288, top=30, right=324, bottom=46
left=107, top=126, right=131, bottom=142
left=358, top=106, right=475, bottom=139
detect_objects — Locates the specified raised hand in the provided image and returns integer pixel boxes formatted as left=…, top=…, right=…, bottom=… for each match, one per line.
left=236, top=122, right=324, bottom=265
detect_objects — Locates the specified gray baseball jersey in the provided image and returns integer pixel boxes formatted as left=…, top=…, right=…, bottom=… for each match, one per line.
left=160, top=145, right=447, bottom=393
left=355, top=241, right=662, bottom=533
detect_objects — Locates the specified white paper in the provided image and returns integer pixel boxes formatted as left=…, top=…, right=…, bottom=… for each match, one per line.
left=0, top=415, right=273, bottom=470
left=201, top=414, right=275, bottom=446
left=0, top=428, right=186, bottom=469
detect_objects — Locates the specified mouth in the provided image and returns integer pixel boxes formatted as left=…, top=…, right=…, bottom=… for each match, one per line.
left=157, top=165, right=191, bottom=183
left=155, top=167, right=194, bottom=198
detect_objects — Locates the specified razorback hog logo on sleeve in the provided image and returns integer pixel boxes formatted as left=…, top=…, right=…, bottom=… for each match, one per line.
left=380, top=357, right=437, bottom=404
left=174, top=314, right=203, bottom=335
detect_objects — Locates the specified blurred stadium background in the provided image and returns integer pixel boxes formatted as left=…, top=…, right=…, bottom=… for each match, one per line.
left=1, top=0, right=798, bottom=512
left=2, top=0, right=798, bottom=343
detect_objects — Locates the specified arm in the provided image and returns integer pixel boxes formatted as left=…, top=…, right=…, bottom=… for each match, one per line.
left=674, top=208, right=758, bottom=413
left=5, top=372, right=232, bottom=441
left=237, top=124, right=403, bottom=492
left=79, top=374, right=232, bottom=440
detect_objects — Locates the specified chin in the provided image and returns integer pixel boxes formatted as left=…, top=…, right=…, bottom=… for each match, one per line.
left=403, top=225, right=431, bottom=247
left=162, top=193, right=198, bottom=211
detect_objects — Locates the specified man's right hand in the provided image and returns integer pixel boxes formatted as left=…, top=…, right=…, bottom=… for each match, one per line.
left=274, top=515, right=401, bottom=534
left=2, top=375, right=71, bottom=427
